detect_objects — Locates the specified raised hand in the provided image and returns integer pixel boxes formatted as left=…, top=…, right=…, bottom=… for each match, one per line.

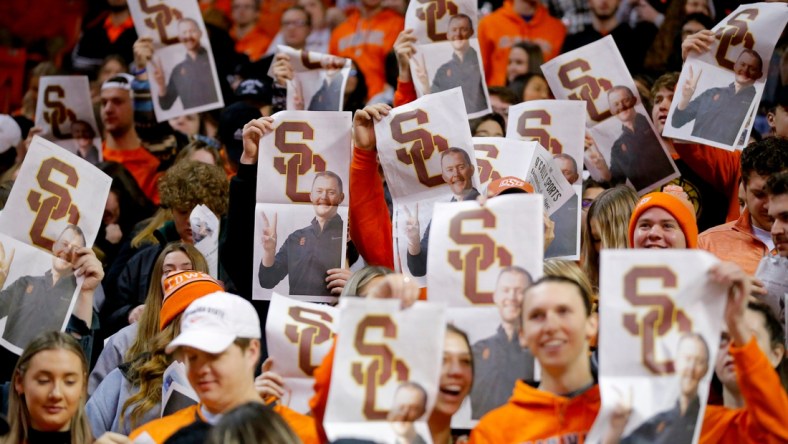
left=366, top=273, right=420, bottom=309
left=241, top=117, right=275, bottom=165
left=133, top=37, right=155, bottom=69
left=403, top=204, right=421, bottom=255
left=72, top=247, right=104, bottom=292
left=326, top=268, right=352, bottom=295
left=411, top=54, right=430, bottom=93
left=394, top=29, right=417, bottom=82
left=150, top=57, right=166, bottom=93
left=272, top=52, right=294, bottom=87
left=254, top=358, right=287, bottom=400
left=709, top=261, right=752, bottom=346
left=681, top=29, right=715, bottom=61
left=677, top=65, right=702, bottom=110
left=543, top=213, right=555, bottom=252
left=0, top=242, right=15, bottom=288
left=353, top=103, right=391, bottom=151
left=261, top=211, right=278, bottom=252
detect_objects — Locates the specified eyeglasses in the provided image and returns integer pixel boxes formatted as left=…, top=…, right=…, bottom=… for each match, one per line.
left=282, top=19, right=308, bottom=28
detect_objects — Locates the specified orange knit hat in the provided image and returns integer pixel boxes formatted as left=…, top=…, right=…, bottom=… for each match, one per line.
left=628, top=192, right=698, bottom=248
left=159, top=270, right=223, bottom=330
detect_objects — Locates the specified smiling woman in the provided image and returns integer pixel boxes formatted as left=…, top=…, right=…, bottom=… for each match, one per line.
left=2, top=331, right=92, bottom=444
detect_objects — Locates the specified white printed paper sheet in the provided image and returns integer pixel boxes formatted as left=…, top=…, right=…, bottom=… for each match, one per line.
left=542, top=36, right=679, bottom=194
left=128, top=0, right=224, bottom=121
left=34, top=76, right=102, bottom=164
left=663, top=3, right=788, bottom=150
left=190, top=204, right=219, bottom=278
left=755, top=255, right=788, bottom=347
left=405, top=0, right=491, bottom=118
left=161, top=361, right=198, bottom=417
left=265, top=293, right=337, bottom=413
left=586, top=250, right=727, bottom=444
left=324, top=299, right=445, bottom=443
left=252, top=111, right=351, bottom=303
left=269, top=45, right=352, bottom=111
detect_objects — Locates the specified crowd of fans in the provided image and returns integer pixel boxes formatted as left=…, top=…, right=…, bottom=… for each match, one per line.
left=0, top=0, right=786, bottom=442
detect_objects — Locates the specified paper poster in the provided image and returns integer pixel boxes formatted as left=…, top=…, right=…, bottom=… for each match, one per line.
left=663, top=3, right=788, bottom=150
left=161, top=361, right=198, bottom=417
left=542, top=36, right=679, bottom=194
left=375, top=89, right=480, bottom=283
left=324, top=299, right=445, bottom=444
left=0, top=232, right=83, bottom=355
left=586, top=250, right=727, bottom=444
left=472, top=137, right=575, bottom=216
left=405, top=0, right=491, bottom=118
left=34, top=76, right=102, bottom=164
left=0, top=136, right=111, bottom=252
left=128, top=0, right=224, bottom=121
left=190, top=204, right=219, bottom=278
left=252, top=111, right=351, bottom=303
left=268, top=45, right=352, bottom=111
left=265, top=293, right=337, bottom=413
left=506, top=99, right=585, bottom=185
left=755, top=255, right=788, bottom=347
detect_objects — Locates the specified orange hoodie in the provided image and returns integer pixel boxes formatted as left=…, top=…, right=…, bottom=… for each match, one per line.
left=102, top=143, right=161, bottom=204
left=470, top=381, right=600, bottom=443
left=329, top=8, right=404, bottom=100
left=698, top=208, right=775, bottom=276
left=699, top=337, right=788, bottom=444
left=477, top=2, right=566, bottom=87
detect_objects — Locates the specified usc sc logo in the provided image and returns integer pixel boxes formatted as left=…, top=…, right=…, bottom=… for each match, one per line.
left=392, top=109, right=449, bottom=188
left=414, top=0, right=459, bottom=42
left=474, top=144, right=501, bottom=184
left=557, top=59, right=613, bottom=123
left=351, top=315, right=410, bottom=420
left=284, top=306, right=335, bottom=376
left=273, top=122, right=327, bottom=203
left=714, top=9, right=758, bottom=71
left=447, top=208, right=512, bottom=304
left=140, top=0, right=184, bottom=45
left=42, top=86, right=77, bottom=140
left=516, top=110, right=563, bottom=154
left=27, top=158, right=81, bottom=251
left=622, top=267, right=692, bottom=375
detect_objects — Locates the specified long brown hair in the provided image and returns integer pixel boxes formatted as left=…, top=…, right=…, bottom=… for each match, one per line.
left=2, top=332, right=92, bottom=444
left=125, top=242, right=208, bottom=362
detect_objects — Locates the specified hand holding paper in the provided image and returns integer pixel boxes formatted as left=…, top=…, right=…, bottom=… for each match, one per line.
left=680, top=29, right=715, bottom=61
left=366, top=274, right=420, bottom=309
left=272, top=53, right=295, bottom=86
left=353, top=104, right=390, bottom=151
left=255, top=357, right=287, bottom=400
left=241, top=116, right=275, bottom=165
left=394, top=29, right=417, bottom=82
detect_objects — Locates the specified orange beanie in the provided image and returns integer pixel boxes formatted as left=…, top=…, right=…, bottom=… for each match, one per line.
left=628, top=192, right=698, bottom=248
left=159, top=270, right=223, bottom=330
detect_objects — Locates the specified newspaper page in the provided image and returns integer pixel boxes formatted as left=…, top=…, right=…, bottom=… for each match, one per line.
left=426, top=193, right=543, bottom=426
left=663, top=3, right=788, bottom=150
left=374, top=89, right=479, bottom=284
left=324, top=298, right=445, bottom=443
left=34, top=75, right=102, bottom=164
left=252, top=111, right=351, bottom=303
left=190, top=204, right=219, bottom=278
left=542, top=36, right=679, bottom=194
left=268, top=45, right=352, bottom=111
left=0, top=135, right=111, bottom=251
left=405, top=0, right=491, bottom=118
left=586, top=250, right=727, bottom=444
left=128, top=0, right=224, bottom=121
left=265, top=293, right=337, bottom=413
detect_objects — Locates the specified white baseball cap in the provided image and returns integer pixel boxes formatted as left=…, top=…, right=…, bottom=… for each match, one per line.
left=166, top=291, right=261, bottom=354
left=0, top=115, right=21, bottom=154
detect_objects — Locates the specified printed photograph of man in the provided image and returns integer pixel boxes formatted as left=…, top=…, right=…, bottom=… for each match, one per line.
left=470, top=266, right=535, bottom=419
left=405, top=147, right=479, bottom=277
left=258, top=171, right=346, bottom=296
left=307, top=55, right=347, bottom=111
left=671, top=49, right=763, bottom=146
left=607, top=85, right=676, bottom=192
left=151, top=17, right=220, bottom=111
left=620, top=332, right=709, bottom=444
left=387, top=381, right=428, bottom=444
left=70, top=120, right=100, bottom=164
left=0, top=225, right=84, bottom=349
left=413, top=14, right=488, bottom=115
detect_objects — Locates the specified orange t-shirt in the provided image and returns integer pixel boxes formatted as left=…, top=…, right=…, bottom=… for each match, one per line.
left=230, top=25, right=272, bottom=62
left=329, top=8, right=404, bottom=100
left=477, top=2, right=566, bottom=87
left=102, top=143, right=161, bottom=204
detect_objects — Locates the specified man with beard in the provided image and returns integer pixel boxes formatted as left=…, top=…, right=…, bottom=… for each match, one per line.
left=619, top=333, right=710, bottom=444
left=607, top=85, right=676, bottom=193
left=388, top=382, right=429, bottom=444
left=671, top=49, right=763, bottom=146
left=405, top=147, right=479, bottom=277
left=151, top=17, right=219, bottom=111
left=258, top=171, right=346, bottom=296
left=470, top=266, right=535, bottom=419
left=414, top=14, right=487, bottom=114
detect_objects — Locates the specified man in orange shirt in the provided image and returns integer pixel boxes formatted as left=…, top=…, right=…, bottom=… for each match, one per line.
left=230, top=0, right=271, bottom=62
left=99, top=74, right=161, bottom=204
left=328, top=0, right=403, bottom=100
left=477, top=0, right=566, bottom=87
left=766, top=172, right=788, bottom=257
